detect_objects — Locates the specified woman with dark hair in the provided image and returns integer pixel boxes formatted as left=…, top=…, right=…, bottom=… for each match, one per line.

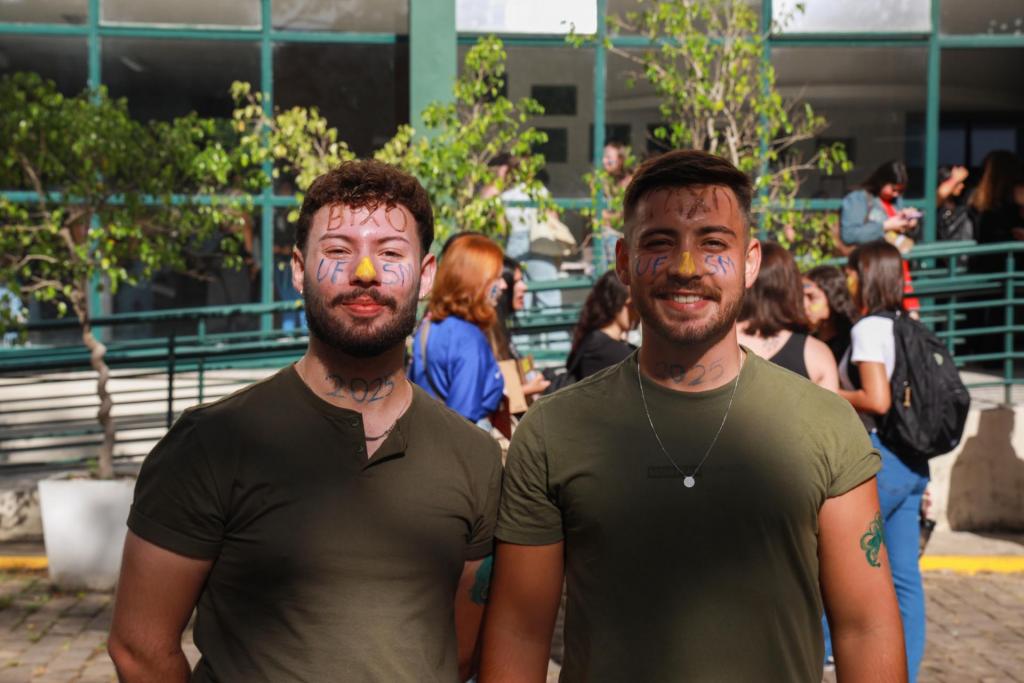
left=836, top=240, right=927, bottom=681
left=409, top=234, right=505, bottom=425
left=803, top=265, right=859, bottom=363
left=969, top=150, right=1023, bottom=244
left=841, top=160, right=921, bottom=313
left=564, top=271, right=635, bottom=381
left=737, top=243, right=838, bottom=390
left=841, top=160, right=921, bottom=246
left=491, top=256, right=551, bottom=398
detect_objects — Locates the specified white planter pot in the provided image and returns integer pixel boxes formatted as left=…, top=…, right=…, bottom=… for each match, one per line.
left=37, top=478, right=135, bottom=591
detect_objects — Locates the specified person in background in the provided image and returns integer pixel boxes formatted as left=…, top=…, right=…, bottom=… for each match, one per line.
left=969, top=150, right=1023, bottom=244
left=936, top=165, right=973, bottom=243
left=564, top=270, right=636, bottom=382
left=837, top=240, right=928, bottom=681
left=410, top=234, right=506, bottom=427
left=804, top=265, right=859, bottom=363
left=737, top=242, right=838, bottom=391
left=491, top=256, right=551, bottom=399
left=841, top=160, right=920, bottom=313
left=598, top=141, right=634, bottom=268
left=484, top=154, right=562, bottom=309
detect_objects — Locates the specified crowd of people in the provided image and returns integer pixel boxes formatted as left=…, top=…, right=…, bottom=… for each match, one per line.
left=109, top=150, right=988, bottom=683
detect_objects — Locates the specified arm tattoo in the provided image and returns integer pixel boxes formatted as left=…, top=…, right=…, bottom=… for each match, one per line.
left=860, top=512, right=886, bottom=568
left=469, top=555, right=493, bottom=605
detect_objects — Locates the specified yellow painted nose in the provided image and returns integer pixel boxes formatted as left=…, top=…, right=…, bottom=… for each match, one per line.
left=678, top=251, right=697, bottom=276
left=354, top=257, right=377, bottom=281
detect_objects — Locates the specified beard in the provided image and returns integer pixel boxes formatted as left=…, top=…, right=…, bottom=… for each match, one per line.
left=635, top=276, right=745, bottom=346
left=303, top=275, right=419, bottom=358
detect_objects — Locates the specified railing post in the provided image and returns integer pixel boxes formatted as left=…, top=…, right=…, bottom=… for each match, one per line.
left=197, top=318, right=206, bottom=405
left=1004, top=252, right=1014, bottom=406
left=167, top=331, right=176, bottom=429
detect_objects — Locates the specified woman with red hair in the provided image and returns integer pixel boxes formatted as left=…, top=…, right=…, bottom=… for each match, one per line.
left=410, top=234, right=506, bottom=425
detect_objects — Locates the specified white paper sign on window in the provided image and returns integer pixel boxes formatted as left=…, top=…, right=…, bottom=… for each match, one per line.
left=456, top=0, right=597, bottom=35
left=773, top=0, right=930, bottom=33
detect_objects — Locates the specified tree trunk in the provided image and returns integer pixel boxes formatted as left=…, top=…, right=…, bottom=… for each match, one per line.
left=81, top=322, right=115, bottom=479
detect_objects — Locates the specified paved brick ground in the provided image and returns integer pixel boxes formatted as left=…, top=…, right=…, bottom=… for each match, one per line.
left=0, top=569, right=1018, bottom=681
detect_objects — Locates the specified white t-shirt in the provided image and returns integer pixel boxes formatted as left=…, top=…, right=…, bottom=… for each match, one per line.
left=840, top=315, right=896, bottom=430
left=839, top=315, right=896, bottom=391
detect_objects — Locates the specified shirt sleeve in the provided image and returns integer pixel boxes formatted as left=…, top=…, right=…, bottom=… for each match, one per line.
left=127, top=411, right=226, bottom=559
left=465, top=440, right=503, bottom=560
left=446, top=328, right=505, bottom=423
left=495, top=401, right=564, bottom=545
left=818, top=395, right=881, bottom=498
left=850, top=316, right=894, bottom=365
left=840, top=191, right=885, bottom=245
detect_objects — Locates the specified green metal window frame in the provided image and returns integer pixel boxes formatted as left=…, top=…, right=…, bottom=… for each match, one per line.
left=4, top=0, right=1024, bottom=321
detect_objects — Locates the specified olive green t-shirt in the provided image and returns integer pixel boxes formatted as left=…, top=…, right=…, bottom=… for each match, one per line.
left=497, top=351, right=879, bottom=682
left=128, top=365, right=502, bottom=682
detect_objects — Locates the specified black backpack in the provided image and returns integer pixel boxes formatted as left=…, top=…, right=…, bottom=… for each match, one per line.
left=875, top=312, right=970, bottom=461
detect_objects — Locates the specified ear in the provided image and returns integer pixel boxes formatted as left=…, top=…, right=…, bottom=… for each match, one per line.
left=418, top=252, right=437, bottom=301
left=291, top=246, right=306, bottom=295
left=614, top=236, right=631, bottom=286
left=743, top=237, right=761, bottom=290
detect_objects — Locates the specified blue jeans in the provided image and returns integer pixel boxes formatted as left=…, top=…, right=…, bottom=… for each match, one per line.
left=824, top=432, right=928, bottom=681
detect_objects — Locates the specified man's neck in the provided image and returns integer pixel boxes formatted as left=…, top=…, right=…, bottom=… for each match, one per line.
left=295, top=339, right=410, bottom=417
left=638, top=324, right=744, bottom=393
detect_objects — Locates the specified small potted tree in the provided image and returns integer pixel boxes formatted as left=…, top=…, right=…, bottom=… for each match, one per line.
left=0, top=73, right=256, bottom=589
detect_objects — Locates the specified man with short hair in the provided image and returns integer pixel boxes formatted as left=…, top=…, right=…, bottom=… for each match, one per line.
left=481, top=150, right=906, bottom=682
left=109, top=160, right=502, bottom=682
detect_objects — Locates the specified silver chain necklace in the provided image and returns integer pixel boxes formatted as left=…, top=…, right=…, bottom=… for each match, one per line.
left=636, top=351, right=743, bottom=489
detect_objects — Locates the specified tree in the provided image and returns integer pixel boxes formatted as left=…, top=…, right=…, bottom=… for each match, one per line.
left=0, top=73, right=256, bottom=478
left=591, top=0, right=851, bottom=260
left=376, top=36, right=552, bottom=246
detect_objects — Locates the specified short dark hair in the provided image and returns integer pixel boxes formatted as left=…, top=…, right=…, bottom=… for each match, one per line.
left=623, top=150, right=753, bottom=238
left=739, top=242, right=808, bottom=337
left=848, top=241, right=904, bottom=314
left=295, top=159, right=434, bottom=254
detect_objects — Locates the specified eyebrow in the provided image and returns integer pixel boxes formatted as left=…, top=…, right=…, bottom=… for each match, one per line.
left=695, top=225, right=738, bottom=238
left=318, top=233, right=412, bottom=245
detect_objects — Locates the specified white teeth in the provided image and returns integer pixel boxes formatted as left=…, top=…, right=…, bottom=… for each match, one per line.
left=671, top=295, right=702, bottom=304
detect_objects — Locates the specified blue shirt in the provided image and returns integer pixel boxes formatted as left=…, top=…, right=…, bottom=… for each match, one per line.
left=410, top=316, right=505, bottom=423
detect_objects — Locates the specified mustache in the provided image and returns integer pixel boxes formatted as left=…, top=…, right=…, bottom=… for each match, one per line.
left=652, top=276, right=722, bottom=301
left=329, top=288, right=397, bottom=308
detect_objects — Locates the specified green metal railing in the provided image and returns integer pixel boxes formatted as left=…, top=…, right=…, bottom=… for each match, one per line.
left=4, top=242, right=1024, bottom=470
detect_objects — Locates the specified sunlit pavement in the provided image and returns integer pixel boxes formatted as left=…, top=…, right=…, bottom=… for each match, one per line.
left=0, top=565, right=1018, bottom=681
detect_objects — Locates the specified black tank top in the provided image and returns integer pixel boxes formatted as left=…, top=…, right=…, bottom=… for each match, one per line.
left=769, top=332, right=809, bottom=379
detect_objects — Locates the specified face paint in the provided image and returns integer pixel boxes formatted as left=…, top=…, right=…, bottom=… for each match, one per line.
left=846, top=271, right=859, bottom=299
left=678, top=251, right=697, bottom=276
left=808, top=301, right=828, bottom=315
left=354, top=257, right=377, bottom=281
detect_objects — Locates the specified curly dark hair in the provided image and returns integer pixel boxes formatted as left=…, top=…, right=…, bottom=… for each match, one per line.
left=568, top=271, right=630, bottom=361
left=804, top=264, right=858, bottom=334
left=295, top=159, right=434, bottom=254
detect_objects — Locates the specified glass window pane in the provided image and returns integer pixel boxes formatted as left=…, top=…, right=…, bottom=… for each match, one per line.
left=942, top=0, right=1024, bottom=34
left=0, top=0, right=86, bottom=24
left=0, top=36, right=87, bottom=96
left=607, top=0, right=760, bottom=37
left=274, top=42, right=408, bottom=158
left=457, top=0, right=597, bottom=35
left=103, top=39, right=259, bottom=121
left=773, top=47, right=928, bottom=198
left=456, top=45, right=594, bottom=197
left=101, top=0, right=260, bottom=27
left=941, top=49, right=1024, bottom=170
left=273, top=0, right=407, bottom=33
left=605, top=48, right=666, bottom=159
left=773, top=0, right=930, bottom=34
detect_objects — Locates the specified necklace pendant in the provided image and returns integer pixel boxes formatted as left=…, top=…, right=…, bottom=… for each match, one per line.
left=683, top=475, right=696, bottom=488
